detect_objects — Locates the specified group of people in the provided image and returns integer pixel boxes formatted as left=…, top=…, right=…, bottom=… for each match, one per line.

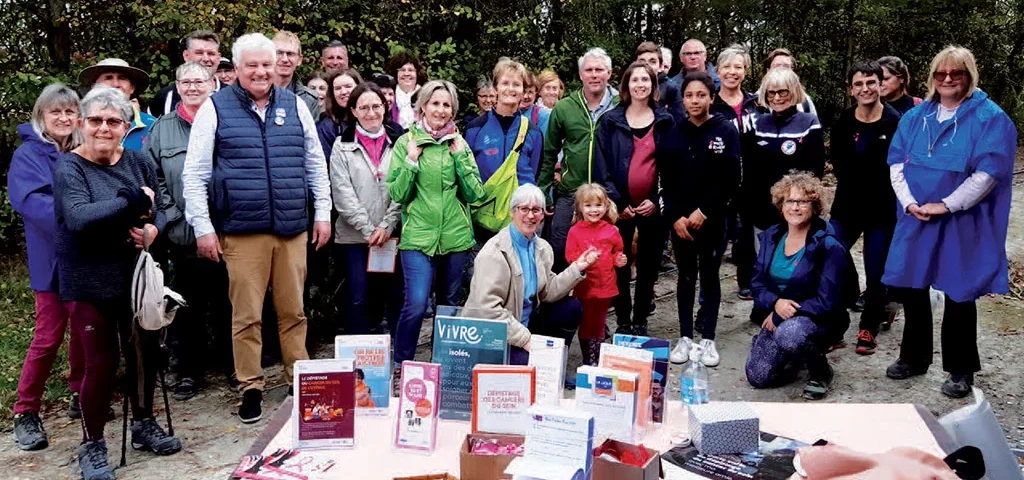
left=7, top=26, right=1016, bottom=480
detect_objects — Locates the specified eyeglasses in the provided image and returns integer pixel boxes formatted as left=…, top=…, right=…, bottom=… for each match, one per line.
left=515, top=206, right=544, bottom=216
left=766, top=89, right=791, bottom=99
left=176, top=79, right=209, bottom=89
left=784, top=199, right=813, bottom=208
left=276, top=50, right=299, bottom=59
left=85, top=116, right=127, bottom=128
left=356, top=104, right=385, bottom=113
left=933, top=70, right=967, bottom=82
left=682, top=51, right=706, bottom=56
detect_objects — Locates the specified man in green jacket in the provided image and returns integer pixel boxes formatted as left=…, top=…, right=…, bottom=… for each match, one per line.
left=538, top=47, right=618, bottom=271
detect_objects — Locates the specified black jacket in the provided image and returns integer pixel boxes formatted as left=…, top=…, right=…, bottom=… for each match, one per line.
left=710, top=91, right=761, bottom=133
left=829, top=104, right=901, bottom=228
left=594, top=104, right=675, bottom=210
left=658, top=114, right=741, bottom=225
left=740, top=107, right=825, bottom=230
left=657, top=72, right=685, bottom=123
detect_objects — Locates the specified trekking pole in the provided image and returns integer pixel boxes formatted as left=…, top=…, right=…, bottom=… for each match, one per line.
left=120, top=394, right=129, bottom=467
left=158, top=367, right=174, bottom=437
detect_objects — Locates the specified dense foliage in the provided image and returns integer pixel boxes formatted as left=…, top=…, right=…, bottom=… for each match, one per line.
left=1, top=0, right=1022, bottom=251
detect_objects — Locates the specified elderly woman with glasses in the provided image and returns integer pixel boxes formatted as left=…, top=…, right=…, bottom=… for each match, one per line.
left=883, top=46, right=1017, bottom=399
left=146, top=62, right=232, bottom=402
left=55, top=86, right=180, bottom=480
left=9, top=83, right=85, bottom=452
left=387, top=80, right=485, bottom=373
left=745, top=172, right=852, bottom=401
left=466, top=184, right=597, bottom=365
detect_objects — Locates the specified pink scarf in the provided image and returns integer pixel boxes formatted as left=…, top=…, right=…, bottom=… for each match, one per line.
left=417, top=119, right=457, bottom=141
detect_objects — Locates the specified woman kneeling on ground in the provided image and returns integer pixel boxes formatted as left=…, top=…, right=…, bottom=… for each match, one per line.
left=465, top=184, right=598, bottom=365
left=744, top=172, right=853, bottom=400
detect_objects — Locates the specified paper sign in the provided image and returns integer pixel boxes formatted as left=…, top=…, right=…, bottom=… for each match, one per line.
left=292, top=359, right=356, bottom=450
left=334, top=335, right=391, bottom=416
left=394, top=361, right=441, bottom=453
left=367, top=238, right=398, bottom=273
left=528, top=335, right=567, bottom=406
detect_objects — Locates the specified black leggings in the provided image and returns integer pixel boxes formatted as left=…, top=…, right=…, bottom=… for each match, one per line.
left=895, top=288, right=980, bottom=374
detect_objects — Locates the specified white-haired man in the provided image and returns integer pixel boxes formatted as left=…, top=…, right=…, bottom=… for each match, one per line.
left=181, top=33, right=332, bottom=423
left=671, top=38, right=720, bottom=89
left=537, top=47, right=618, bottom=272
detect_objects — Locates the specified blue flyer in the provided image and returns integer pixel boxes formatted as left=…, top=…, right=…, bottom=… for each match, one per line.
left=431, top=306, right=508, bottom=420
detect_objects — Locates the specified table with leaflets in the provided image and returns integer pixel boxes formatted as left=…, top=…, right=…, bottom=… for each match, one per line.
left=240, top=397, right=955, bottom=479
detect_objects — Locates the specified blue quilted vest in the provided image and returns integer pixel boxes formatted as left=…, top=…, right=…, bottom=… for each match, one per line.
left=210, top=84, right=308, bottom=236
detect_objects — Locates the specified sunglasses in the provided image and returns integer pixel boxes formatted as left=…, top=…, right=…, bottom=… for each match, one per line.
left=85, top=116, right=127, bottom=128
left=933, top=70, right=967, bottom=82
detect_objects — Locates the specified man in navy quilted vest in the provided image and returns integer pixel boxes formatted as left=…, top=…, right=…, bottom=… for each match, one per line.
left=181, top=33, right=332, bottom=424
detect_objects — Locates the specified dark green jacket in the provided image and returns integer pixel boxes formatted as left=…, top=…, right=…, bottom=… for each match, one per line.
left=538, top=87, right=618, bottom=202
left=146, top=110, right=195, bottom=249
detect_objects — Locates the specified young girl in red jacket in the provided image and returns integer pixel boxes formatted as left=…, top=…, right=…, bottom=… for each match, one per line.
left=566, top=183, right=628, bottom=366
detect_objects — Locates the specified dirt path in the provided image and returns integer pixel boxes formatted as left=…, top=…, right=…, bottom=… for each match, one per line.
left=4, top=178, right=1023, bottom=480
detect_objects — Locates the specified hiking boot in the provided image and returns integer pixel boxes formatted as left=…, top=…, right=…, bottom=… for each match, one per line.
left=699, top=339, right=720, bottom=367
left=855, top=330, right=877, bottom=355
left=941, top=373, right=974, bottom=399
left=173, top=377, right=198, bottom=401
left=77, top=440, right=115, bottom=480
left=239, top=389, right=263, bottom=424
left=13, top=412, right=48, bottom=451
left=632, top=322, right=648, bottom=337
left=886, top=359, right=928, bottom=380
left=130, top=417, right=181, bottom=455
left=391, top=368, right=401, bottom=398
left=68, top=392, right=82, bottom=419
left=803, top=362, right=834, bottom=400
left=737, top=289, right=753, bottom=301
left=670, top=337, right=693, bottom=364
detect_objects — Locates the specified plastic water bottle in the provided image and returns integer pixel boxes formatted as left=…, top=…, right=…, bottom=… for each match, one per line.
left=681, top=345, right=710, bottom=405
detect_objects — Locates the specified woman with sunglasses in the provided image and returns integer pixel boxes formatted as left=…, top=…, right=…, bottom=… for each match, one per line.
left=883, top=46, right=1017, bottom=399
left=55, top=86, right=180, bottom=480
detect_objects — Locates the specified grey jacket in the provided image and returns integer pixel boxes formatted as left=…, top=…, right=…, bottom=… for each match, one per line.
left=465, top=227, right=585, bottom=348
left=329, top=130, right=402, bottom=244
left=289, top=80, right=322, bottom=120
left=146, top=110, right=196, bottom=249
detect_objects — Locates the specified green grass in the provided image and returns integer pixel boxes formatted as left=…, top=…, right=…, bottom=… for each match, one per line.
left=0, top=254, right=71, bottom=428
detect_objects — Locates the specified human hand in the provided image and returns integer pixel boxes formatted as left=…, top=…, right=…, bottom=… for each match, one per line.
left=141, top=186, right=155, bottom=205
left=673, top=216, right=693, bottom=241
left=634, top=200, right=656, bottom=217
left=522, top=340, right=531, bottom=352
left=620, top=206, right=635, bottom=220
left=774, top=299, right=801, bottom=320
left=196, top=233, right=222, bottom=262
left=917, top=202, right=949, bottom=217
left=406, top=137, right=422, bottom=162
left=615, top=253, right=628, bottom=268
left=554, top=172, right=562, bottom=184
left=129, top=224, right=158, bottom=249
left=907, top=204, right=931, bottom=222
left=762, top=313, right=776, bottom=332
left=312, top=221, right=332, bottom=251
left=449, top=136, right=465, bottom=154
left=687, top=209, right=705, bottom=231
left=368, top=227, right=391, bottom=247
left=573, top=246, right=601, bottom=271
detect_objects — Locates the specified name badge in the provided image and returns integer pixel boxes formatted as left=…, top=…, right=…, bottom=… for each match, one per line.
left=274, top=117, right=285, bottom=126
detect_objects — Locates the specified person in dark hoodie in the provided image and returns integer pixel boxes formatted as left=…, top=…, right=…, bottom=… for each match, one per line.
left=660, top=71, right=740, bottom=368
left=635, top=41, right=684, bottom=122
left=829, top=60, right=902, bottom=356
left=745, top=172, right=852, bottom=400
left=593, top=61, right=673, bottom=336
left=710, top=44, right=761, bottom=302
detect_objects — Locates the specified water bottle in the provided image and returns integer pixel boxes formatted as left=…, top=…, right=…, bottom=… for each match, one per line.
left=681, top=345, right=710, bottom=405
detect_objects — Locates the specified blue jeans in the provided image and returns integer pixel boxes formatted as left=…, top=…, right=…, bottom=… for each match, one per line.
left=745, top=316, right=829, bottom=388
left=393, top=249, right=471, bottom=364
left=336, top=244, right=404, bottom=335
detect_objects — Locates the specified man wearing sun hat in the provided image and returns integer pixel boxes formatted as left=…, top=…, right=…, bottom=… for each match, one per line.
left=78, top=57, right=156, bottom=151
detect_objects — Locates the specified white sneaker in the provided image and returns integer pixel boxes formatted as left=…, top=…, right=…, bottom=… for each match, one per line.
left=700, top=339, right=720, bottom=367
left=670, top=337, right=693, bottom=364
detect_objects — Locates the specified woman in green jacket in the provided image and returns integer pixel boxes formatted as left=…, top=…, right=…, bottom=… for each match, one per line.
left=388, top=80, right=485, bottom=368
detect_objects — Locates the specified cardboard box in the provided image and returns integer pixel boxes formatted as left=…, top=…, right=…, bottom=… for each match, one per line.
left=460, top=432, right=526, bottom=480
left=687, top=402, right=759, bottom=455
left=591, top=440, right=661, bottom=480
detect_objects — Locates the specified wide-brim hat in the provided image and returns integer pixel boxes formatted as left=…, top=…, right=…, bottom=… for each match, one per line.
left=78, top=58, right=150, bottom=93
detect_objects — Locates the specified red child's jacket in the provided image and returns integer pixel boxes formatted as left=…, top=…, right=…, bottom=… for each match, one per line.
left=566, top=219, right=624, bottom=299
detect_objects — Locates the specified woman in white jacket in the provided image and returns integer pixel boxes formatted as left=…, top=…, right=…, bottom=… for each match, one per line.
left=330, top=82, right=406, bottom=334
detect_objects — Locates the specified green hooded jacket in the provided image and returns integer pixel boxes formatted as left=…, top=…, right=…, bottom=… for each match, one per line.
left=537, top=87, right=618, bottom=203
left=387, top=124, right=486, bottom=256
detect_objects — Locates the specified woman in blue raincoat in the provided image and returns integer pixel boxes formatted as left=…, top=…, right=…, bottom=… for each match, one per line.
left=883, top=46, right=1017, bottom=399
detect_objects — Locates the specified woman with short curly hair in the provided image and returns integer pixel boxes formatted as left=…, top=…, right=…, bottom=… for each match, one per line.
left=745, top=171, right=853, bottom=400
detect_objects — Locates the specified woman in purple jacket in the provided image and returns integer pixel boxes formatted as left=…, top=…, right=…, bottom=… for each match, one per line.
left=8, top=83, right=85, bottom=451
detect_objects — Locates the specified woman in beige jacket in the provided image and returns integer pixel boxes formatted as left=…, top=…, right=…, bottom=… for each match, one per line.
left=466, top=184, right=600, bottom=365
left=330, top=82, right=406, bottom=334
